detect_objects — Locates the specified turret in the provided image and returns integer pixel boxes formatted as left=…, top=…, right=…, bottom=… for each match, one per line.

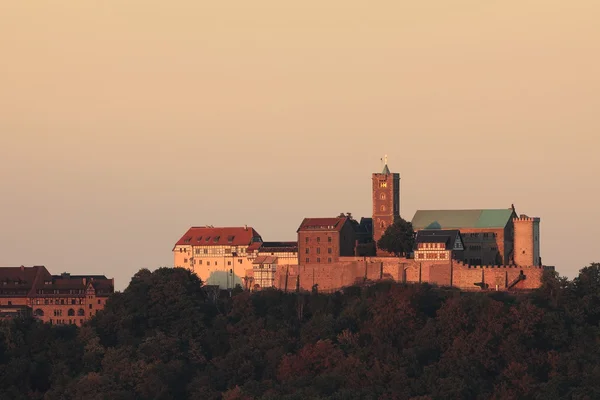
left=513, top=215, right=541, bottom=266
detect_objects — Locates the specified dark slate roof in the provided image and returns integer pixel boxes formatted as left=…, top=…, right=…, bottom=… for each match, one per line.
left=259, top=241, right=298, bottom=253
left=382, top=164, right=390, bottom=174
left=414, top=229, right=463, bottom=250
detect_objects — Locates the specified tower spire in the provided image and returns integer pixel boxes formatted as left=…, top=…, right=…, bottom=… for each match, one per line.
left=381, top=154, right=390, bottom=174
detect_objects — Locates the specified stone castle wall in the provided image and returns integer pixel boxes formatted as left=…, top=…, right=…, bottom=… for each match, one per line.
left=272, top=257, right=546, bottom=292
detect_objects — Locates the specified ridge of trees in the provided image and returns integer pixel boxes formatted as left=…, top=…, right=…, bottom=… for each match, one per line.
left=2, top=264, right=600, bottom=399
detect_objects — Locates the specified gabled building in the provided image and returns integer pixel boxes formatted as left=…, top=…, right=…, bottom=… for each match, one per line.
left=410, top=206, right=539, bottom=266
left=252, top=256, right=278, bottom=290
left=255, top=241, right=298, bottom=265
left=297, top=217, right=356, bottom=265
left=414, top=229, right=465, bottom=262
left=173, top=226, right=263, bottom=289
left=0, top=265, right=114, bottom=326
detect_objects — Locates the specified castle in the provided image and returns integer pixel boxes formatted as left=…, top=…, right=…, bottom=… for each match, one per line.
left=173, top=159, right=553, bottom=292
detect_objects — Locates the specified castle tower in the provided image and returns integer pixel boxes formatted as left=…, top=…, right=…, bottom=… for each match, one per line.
left=513, top=215, right=541, bottom=266
left=372, top=155, right=400, bottom=255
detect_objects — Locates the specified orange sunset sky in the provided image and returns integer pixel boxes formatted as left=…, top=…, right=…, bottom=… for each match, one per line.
left=1, top=1, right=599, bottom=290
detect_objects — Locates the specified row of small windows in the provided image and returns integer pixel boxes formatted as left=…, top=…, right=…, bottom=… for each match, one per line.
left=305, top=258, right=333, bottom=263
left=186, top=259, right=244, bottom=266
left=416, top=252, right=448, bottom=260
left=466, top=233, right=497, bottom=238
left=305, top=236, right=333, bottom=243
left=35, top=308, right=86, bottom=317
left=305, top=248, right=333, bottom=254
left=467, top=245, right=498, bottom=252
left=418, top=243, right=446, bottom=249
left=49, top=319, right=85, bottom=325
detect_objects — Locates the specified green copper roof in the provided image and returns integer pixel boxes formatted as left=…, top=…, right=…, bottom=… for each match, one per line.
left=411, top=209, right=516, bottom=230
left=382, top=164, right=390, bottom=174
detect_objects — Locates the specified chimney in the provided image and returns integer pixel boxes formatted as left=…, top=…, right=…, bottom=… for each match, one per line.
left=20, top=265, right=24, bottom=271
left=82, top=278, right=87, bottom=285
left=244, top=225, right=247, bottom=230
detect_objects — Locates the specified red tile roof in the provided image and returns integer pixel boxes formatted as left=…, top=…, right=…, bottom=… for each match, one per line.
left=173, top=226, right=262, bottom=248
left=297, top=217, right=348, bottom=232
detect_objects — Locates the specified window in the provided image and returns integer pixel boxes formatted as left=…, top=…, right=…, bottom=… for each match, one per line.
left=305, top=248, right=309, bottom=254
left=198, top=260, right=202, bottom=265
left=227, top=261, right=231, bottom=266
left=306, top=258, right=310, bottom=263
left=78, top=309, right=85, bottom=316
left=305, top=237, right=309, bottom=243
left=89, top=304, right=92, bottom=309
left=238, top=259, right=242, bottom=264
left=327, top=258, right=332, bottom=263
left=380, top=193, right=386, bottom=200
left=328, top=248, right=332, bottom=254
left=97, top=299, right=101, bottom=304
left=203, top=249, right=208, bottom=254
left=317, top=237, right=320, bottom=243
left=207, top=261, right=210, bottom=266
left=316, top=248, right=320, bottom=254
left=68, top=309, right=75, bottom=316
left=381, top=205, right=386, bottom=211
left=328, top=237, right=332, bottom=243
left=316, top=258, right=321, bottom=263
left=379, top=181, right=387, bottom=188
left=184, top=258, right=188, bottom=263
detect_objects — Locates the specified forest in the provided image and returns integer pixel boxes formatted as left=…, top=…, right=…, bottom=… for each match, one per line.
left=1, top=264, right=600, bottom=400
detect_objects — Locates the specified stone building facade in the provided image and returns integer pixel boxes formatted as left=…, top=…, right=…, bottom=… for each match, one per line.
left=0, top=265, right=114, bottom=326
left=173, top=226, right=298, bottom=289
left=297, top=217, right=356, bottom=265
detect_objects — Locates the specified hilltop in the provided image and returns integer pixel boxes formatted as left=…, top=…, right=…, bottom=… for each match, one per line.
left=1, top=265, right=600, bottom=399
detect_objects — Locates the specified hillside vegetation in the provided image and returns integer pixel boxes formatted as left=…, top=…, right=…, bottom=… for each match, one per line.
left=1, top=265, right=600, bottom=399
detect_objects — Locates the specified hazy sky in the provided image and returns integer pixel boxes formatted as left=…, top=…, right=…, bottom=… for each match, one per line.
left=1, top=1, right=598, bottom=290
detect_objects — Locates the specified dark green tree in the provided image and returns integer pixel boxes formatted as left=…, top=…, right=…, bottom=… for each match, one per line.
left=377, top=217, right=415, bottom=256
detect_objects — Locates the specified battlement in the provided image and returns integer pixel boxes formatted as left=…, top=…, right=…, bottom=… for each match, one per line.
left=513, top=215, right=540, bottom=222
left=453, top=261, right=545, bottom=270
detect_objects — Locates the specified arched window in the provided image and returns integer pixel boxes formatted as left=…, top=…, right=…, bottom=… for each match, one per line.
left=68, top=308, right=75, bottom=316
left=380, top=205, right=386, bottom=211
left=380, top=193, right=386, bottom=200
left=77, top=308, right=85, bottom=316
left=34, top=309, right=44, bottom=317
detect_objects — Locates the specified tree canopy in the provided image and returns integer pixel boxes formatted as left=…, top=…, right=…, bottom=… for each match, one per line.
left=377, top=216, right=415, bottom=256
left=2, top=264, right=600, bottom=398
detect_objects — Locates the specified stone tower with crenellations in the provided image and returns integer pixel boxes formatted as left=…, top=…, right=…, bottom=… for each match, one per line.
left=372, top=156, right=400, bottom=255
left=513, top=215, right=541, bottom=266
